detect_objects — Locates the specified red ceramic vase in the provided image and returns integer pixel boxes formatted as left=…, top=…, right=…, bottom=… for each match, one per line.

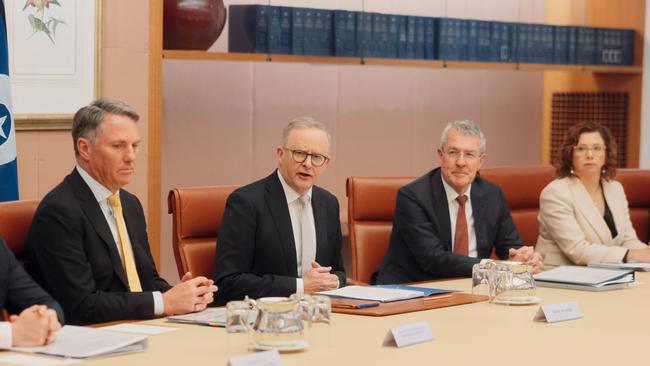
left=163, top=0, right=227, bottom=50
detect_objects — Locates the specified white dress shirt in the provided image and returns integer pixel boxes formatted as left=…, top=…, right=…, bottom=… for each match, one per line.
left=76, top=166, right=164, bottom=315
left=277, top=171, right=316, bottom=294
left=441, top=178, right=479, bottom=258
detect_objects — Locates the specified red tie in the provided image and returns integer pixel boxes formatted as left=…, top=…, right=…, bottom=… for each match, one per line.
left=454, top=195, right=469, bottom=256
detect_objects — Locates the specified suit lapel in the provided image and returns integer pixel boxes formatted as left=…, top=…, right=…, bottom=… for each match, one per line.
left=431, top=170, right=452, bottom=251
left=68, top=169, right=129, bottom=288
left=569, top=178, right=612, bottom=243
left=265, top=172, right=298, bottom=277
left=311, top=189, right=327, bottom=263
left=470, top=180, right=489, bottom=256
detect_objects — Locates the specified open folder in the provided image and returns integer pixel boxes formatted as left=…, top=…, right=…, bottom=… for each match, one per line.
left=317, top=285, right=457, bottom=302
left=10, top=325, right=148, bottom=359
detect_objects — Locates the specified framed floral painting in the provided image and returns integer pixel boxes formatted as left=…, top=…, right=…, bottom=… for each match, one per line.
left=5, top=0, right=101, bottom=130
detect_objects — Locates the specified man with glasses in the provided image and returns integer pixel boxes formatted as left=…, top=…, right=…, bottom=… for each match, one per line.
left=375, top=120, right=542, bottom=284
left=214, top=117, right=345, bottom=304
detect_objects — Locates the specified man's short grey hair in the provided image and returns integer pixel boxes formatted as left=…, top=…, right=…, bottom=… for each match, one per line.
left=282, top=117, right=331, bottom=145
left=440, top=119, right=486, bottom=154
left=72, top=98, right=140, bottom=156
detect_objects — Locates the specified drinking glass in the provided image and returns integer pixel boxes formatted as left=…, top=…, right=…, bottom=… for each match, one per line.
left=226, top=300, right=250, bottom=333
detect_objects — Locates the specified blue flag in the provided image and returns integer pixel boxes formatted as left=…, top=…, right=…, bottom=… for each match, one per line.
left=0, top=0, right=18, bottom=202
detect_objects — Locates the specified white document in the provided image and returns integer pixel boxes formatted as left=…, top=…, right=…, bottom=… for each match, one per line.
left=317, top=285, right=424, bottom=302
left=10, top=326, right=148, bottom=359
left=383, top=321, right=434, bottom=348
left=100, top=323, right=179, bottom=335
left=588, top=262, right=650, bottom=272
left=533, top=266, right=634, bottom=287
left=166, top=307, right=227, bottom=326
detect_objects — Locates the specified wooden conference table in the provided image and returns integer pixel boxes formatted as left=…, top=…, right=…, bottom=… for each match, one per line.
left=4, top=273, right=650, bottom=365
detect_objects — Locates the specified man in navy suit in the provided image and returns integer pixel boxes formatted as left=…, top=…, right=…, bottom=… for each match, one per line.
left=375, top=120, right=543, bottom=284
left=26, top=99, right=216, bottom=325
left=0, top=236, right=62, bottom=347
left=215, top=117, right=345, bottom=304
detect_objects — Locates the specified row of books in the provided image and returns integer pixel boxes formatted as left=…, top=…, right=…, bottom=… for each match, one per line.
left=228, top=5, right=635, bottom=66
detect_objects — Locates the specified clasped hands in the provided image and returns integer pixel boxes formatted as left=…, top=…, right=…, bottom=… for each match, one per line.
left=163, top=272, right=218, bottom=315
left=10, top=305, right=61, bottom=347
left=508, top=246, right=543, bottom=273
left=303, top=261, right=340, bottom=293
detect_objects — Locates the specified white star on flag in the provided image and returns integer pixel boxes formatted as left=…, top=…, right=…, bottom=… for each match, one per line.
left=0, top=115, right=6, bottom=140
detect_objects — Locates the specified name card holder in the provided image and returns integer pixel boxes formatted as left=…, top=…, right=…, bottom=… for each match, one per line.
left=230, top=350, right=282, bottom=366
left=383, top=321, right=434, bottom=348
left=534, top=301, right=583, bottom=323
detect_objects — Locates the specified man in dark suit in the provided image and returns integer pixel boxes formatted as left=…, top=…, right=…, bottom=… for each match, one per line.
left=26, top=99, right=216, bottom=325
left=375, top=120, right=543, bottom=284
left=0, top=236, right=62, bottom=347
left=215, top=118, right=345, bottom=304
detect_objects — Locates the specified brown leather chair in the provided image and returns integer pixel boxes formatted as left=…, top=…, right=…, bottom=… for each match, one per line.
left=615, top=169, right=650, bottom=242
left=0, top=199, right=40, bottom=263
left=346, top=177, right=415, bottom=284
left=480, top=165, right=555, bottom=246
left=167, top=185, right=239, bottom=279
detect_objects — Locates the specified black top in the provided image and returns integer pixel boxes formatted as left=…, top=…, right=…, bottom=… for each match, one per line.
left=603, top=201, right=618, bottom=239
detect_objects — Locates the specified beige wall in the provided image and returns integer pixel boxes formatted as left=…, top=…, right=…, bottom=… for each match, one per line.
left=15, top=0, right=150, bottom=204
left=159, top=0, right=547, bottom=282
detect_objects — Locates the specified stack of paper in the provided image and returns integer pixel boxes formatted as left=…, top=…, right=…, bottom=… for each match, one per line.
left=317, top=285, right=455, bottom=302
left=533, top=266, right=635, bottom=291
left=10, top=325, right=148, bottom=359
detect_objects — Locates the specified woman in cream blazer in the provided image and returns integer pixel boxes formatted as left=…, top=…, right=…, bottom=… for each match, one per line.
left=536, top=122, right=650, bottom=268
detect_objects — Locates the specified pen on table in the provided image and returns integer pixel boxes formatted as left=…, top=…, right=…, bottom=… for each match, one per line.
left=333, top=302, right=380, bottom=309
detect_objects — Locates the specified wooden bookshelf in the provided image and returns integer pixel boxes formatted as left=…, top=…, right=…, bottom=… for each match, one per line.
left=162, top=50, right=641, bottom=74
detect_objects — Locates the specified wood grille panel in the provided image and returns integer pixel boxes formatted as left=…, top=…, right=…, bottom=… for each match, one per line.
left=550, top=92, right=628, bottom=168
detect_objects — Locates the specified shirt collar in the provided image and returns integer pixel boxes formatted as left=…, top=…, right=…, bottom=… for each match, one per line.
left=76, top=165, right=117, bottom=203
left=277, top=170, right=312, bottom=204
left=441, top=174, right=472, bottom=205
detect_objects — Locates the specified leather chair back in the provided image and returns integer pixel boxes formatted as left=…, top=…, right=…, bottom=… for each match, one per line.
left=0, top=199, right=40, bottom=262
left=480, top=165, right=555, bottom=246
left=167, top=185, right=239, bottom=279
left=616, top=169, right=650, bottom=242
left=346, top=177, right=415, bottom=284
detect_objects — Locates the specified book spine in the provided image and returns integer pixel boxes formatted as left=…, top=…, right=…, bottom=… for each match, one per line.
left=303, top=9, right=316, bottom=55
left=227, top=4, right=268, bottom=53
left=322, top=10, right=334, bottom=56
left=424, top=17, right=435, bottom=60
left=397, top=15, right=408, bottom=58
left=387, top=15, right=399, bottom=58
left=414, top=16, right=425, bottom=59
left=291, top=8, right=304, bottom=55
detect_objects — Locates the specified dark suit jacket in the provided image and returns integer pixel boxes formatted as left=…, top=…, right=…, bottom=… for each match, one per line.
left=214, top=171, right=345, bottom=304
left=0, top=237, right=64, bottom=323
left=25, top=169, right=171, bottom=325
left=375, top=168, right=523, bottom=284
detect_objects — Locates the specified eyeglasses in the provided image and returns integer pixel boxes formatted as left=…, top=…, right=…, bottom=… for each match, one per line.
left=283, top=147, right=329, bottom=167
left=573, top=145, right=606, bottom=156
left=443, top=148, right=482, bottom=161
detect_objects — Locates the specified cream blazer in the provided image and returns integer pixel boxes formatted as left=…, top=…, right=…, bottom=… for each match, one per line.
left=536, top=177, right=647, bottom=269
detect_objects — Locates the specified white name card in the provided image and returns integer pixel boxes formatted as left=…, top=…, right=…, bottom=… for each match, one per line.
left=229, top=350, right=282, bottom=366
left=383, top=321, right=434, bottom=348
left=534, top=301, right=583, bottom=323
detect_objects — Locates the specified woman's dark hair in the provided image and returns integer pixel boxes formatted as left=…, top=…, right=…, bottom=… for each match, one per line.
left=555, top=121, right=617, bottom=180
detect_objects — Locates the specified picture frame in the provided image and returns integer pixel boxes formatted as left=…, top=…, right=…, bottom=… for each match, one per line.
left=5, top=0, right=102, bottom=130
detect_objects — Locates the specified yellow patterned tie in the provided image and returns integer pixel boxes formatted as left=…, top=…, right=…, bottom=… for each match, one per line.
left=107, top=194, right=142, bottom=292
